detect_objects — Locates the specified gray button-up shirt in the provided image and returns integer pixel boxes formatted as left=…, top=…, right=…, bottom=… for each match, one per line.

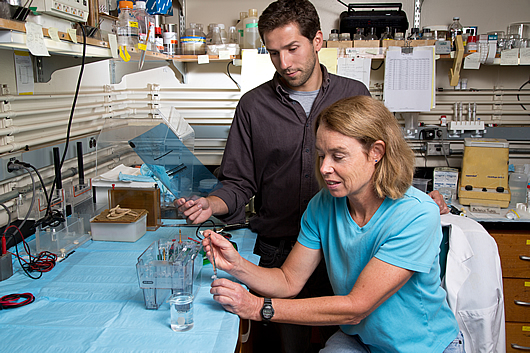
left=211, top=65, right=370, bottom=240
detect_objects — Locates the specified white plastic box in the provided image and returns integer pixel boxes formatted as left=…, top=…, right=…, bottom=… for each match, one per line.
left=90, top=214, right=147, bottom=242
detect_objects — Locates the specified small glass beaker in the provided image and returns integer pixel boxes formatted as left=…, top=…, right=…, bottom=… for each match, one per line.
left=170, top=294, right=194, bottom=331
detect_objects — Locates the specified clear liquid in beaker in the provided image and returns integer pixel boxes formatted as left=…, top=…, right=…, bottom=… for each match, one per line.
left=170, top=294, right=194, bottom=331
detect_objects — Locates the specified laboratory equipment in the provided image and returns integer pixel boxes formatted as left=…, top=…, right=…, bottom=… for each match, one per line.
left=448, top=17, right=463, bottom=50
left=127, top=122, right=221, bottom=201
left=181, top=23, right=206, bottom=55
left=90, top=208, right=148, bottom=242
left=136, top=238, right=203, bottom=309
left=116, top=1, right=138, bottom=49
left=242, top=8, right=260, bottom=49
left=30, top=0, right=89, bottom=22
left=235, top=11, right=248, bottom=45
left=170, top=293, right=194, bottom=331
left=458, top=138, right=510, bottom=207
left=162, top=23, right=178, bottom=55
left=329, top=29, right=339, bottom=41
left=508, top=165, right=528, bottom=208
left=339, top=3, right=408, bottom=41
left=108, top=187, right=161, bottom=230
left=35, top=215, right=91, bottom=258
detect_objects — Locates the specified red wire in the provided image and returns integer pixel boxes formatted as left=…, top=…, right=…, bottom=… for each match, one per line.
left=0, top=293, right=35, bottom=309
left=4, top=224, right=56, bottom=273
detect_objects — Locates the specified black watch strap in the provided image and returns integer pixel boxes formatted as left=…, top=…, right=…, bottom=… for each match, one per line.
left=260, top=298, right=274, bottom=322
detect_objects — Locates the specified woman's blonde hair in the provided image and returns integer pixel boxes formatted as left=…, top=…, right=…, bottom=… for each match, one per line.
left=314, top=95, right=415, bottom=199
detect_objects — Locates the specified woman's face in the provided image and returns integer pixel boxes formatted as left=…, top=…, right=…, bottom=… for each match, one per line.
left=315, top=124, right=376, bottom=199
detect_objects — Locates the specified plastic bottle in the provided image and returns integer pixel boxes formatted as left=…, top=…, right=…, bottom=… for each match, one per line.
left=206, top=26, right=224, bottom=55
left=218, top=24, right=228, bottom=44
left=205, top=23, right=217, bottom=45
left=381, top=26, right=393, bottom=40
left=242, top=8, right=260, bottom=49
left=236, top=12, right=248, bottom=45
left=448, top=17, right=463, bottom=50
left=116, top=1, right=138, bottom=48
left=228, top=26, right=238, bottom=44
left=181, top=22, right=206, bottom=55
left=134, top=1, right=155, bottom=51
left=509, top=165, right=528, bottom=208
left=328, top=29, right=339, bottom=41
left=466, top=35, right=478, bottom=53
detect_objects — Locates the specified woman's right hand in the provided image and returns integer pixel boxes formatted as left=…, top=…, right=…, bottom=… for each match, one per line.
left=202, top=229, right=241, bottom=273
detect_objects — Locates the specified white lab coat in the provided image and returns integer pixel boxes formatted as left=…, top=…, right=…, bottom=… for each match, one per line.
left=441, top=214, right=506, bottom=353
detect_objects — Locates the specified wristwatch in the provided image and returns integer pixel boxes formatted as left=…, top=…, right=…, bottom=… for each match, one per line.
left=260, top=298, right=274, bottom=322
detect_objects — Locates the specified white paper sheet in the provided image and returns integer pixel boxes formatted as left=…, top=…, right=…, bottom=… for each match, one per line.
left=383, top=46, right=435, bottom=112
left=13, top=50, right=34, bottom=95
left=337, top=57, right=371, bottom=89
left=240, top=49, right=276, bottom=94
left=24, top=22, right=50, bottom=57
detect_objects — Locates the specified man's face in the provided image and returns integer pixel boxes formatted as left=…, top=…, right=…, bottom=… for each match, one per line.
left=263, top=23, right=323, bottom=91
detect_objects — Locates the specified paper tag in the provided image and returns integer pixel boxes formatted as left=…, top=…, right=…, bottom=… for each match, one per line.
left=48, top=27, right=60, bottom=42
left=197, top=54, right=209, bottom=64
left=526, top=239, right=530, bottom=245
left=138, top=43, right=147, bottom=51
left=218, top=50, right=230, bottom=60
left=24, top=22, right=49, bottom=56
left=525, top=282, right=530, bottom=287
left=523, top=326, right=530, bottom=332
left=67, top=28, right=77, bottom=43
left=108, top=34, right=119, bottom=59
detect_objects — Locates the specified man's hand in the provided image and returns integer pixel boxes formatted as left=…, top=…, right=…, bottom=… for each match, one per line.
left=175, top=196, right=213, bottom=224
left=428, top=190, right=449, bottom=215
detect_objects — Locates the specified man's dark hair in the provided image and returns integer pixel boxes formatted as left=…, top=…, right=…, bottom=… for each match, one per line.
left=258, top=0, right=321, bottom=43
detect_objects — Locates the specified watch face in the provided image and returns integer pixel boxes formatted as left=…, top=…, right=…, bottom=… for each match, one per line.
left=262, top=305, right=273, bottom=319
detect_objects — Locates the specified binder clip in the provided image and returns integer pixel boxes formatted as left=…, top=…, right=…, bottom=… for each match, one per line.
left=401, top=40, right=413, bottom=54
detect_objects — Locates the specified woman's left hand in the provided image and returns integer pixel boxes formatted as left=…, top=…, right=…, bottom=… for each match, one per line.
left=428, top=190, right=449, bottom=215
left=210, top=278, right=263, bottom=321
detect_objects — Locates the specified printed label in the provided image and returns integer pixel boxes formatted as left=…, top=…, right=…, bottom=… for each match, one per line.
left=523, top=326, right=530, bottom=332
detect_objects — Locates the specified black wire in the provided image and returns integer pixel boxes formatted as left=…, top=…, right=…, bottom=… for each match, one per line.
left=195, top=220, right=216, bottom=240
left=0, top=293, right=35, bottom=309
left=226, top=61, right=241, bottom=90
left=44, top=24, right=87, bottom=225
left=517, top=79, right=529, bottom=112
left=371, top=60, right=384, bottom=70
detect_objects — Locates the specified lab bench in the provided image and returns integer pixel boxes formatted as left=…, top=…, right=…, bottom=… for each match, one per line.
left=0, top=220, right=258, bottom=353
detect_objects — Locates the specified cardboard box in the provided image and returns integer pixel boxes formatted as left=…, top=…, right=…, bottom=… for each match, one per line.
left=325, top=40, right=352, bottom=48
left=353, top=40, right=381, bottom=48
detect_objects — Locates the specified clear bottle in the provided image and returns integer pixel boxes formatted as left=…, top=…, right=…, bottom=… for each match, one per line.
left=181, top=22, right=206, bottom=55
left=365, top=27, right=378, bottom=40
left=381, top=26, right=393, bottom=40
left=206, top=26, right=224, bottom=55
left=353, top=27, right=365, bottom=40
left=228, top=26, right=239, bottom=44
left=339, top=33, right=350, bottom=41
left=448, top=16, right=463, bottom=50
left=242, top=8, right=260, bottom=49
left=134, top=1, right=155, bottom=51
left=509, top=165, right=529, bottom=208
left=218, top=24, right=228, bottom=44
left=205, top=23, right=217, bottom=45
left=329, top=29, right=339, bottom=41
left=466, top=35, right=478, bottom=53
left=235, top=11, right=248, bottom=45
left=116, top=1, right=138, bottom=48
left=408, top=27, right=420, bottom=40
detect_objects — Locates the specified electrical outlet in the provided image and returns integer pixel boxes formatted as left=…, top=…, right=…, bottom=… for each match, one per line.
left=426, top=142, right=450, bottom=156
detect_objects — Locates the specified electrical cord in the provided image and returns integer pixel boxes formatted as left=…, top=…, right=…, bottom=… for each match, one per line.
left=43, top=24, right=87, bottom=228
left=226, top=61, right=241, bottom=90
left=371, top=60, right=384, bottom=70
left=0, top=293, right=35, bottom=309
left=517, top=79, right=529, bottom=112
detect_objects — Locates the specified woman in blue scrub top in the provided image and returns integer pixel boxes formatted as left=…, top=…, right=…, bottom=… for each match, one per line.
left=203, top=95, right=464, bottom=353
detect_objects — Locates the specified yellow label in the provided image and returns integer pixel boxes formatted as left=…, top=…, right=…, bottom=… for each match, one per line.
left=526, top=239, right=530, bottom=245
left=138, top=43, right=147, bottom=51
left=525, top=282, right=530, bottom=287
left=523, top=326, right=530, bottom=332
left=129, top=21, right=138, bottom=28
